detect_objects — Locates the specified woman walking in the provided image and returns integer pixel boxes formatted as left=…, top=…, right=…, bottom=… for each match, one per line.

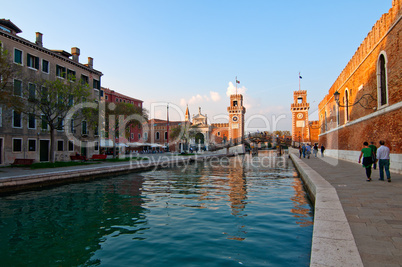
left=313, top=144, right=318, bottom=157
left=358, top=142, right=373, bottom=181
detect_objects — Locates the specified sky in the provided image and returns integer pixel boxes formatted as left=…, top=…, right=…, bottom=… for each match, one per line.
left=2, top=0, right=393, bottom=132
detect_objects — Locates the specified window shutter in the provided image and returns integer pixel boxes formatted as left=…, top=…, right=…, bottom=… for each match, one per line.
left=35, top=56, right=39, bottom=69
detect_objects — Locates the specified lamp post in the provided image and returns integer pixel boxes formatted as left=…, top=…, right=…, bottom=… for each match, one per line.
left=333, top=91, right=340, bottom=103
left=333, top=90, right=376, bottom=109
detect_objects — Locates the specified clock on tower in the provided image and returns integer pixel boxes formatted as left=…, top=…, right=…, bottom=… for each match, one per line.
left=291, top=90, right=310, bottom=144
left=228, top=94, right=246, bottom=143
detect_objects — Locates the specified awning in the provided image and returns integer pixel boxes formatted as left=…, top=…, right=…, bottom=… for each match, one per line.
left=151, top=144, right=163, bottom=148
left=100, top=140, right=128, bottom=147
left=127, top=142, right=145, bottom=147
left=100, top=139, right=114, bottom=147
left=117, top=143, right=128, bottom=147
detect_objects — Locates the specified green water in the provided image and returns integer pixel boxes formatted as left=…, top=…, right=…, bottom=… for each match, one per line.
left=0, top=153, right=313, bottom=266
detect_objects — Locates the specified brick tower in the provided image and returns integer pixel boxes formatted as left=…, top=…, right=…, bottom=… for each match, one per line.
left=291, top=90, right=310, bottom=144
left=227, top=94, right=246, bottom=143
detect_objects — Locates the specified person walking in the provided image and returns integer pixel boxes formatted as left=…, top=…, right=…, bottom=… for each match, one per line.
left=313, top=144, right=318, bottom=157
left=306, top=144, right=312, bottom=159
left=358, top=142, right=373, bottom=182
left=376, top=140, right=391, bottom=182
left=302, top=144, right=306, bottom=158
left=299, top=145, right=302, bottom=158
left=320, top=145, right=325, bottom=157
left=369, top=142, right=377, bottom=170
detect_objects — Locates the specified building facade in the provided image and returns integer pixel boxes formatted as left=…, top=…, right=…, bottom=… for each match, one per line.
left=142, top=92, right=246, bottom=152
left=227, top=94, right=246, bottom=144
left=101, top=87, right=143, bottom=144
left=291, top=90, right=310, bottom=145
left=318, top=0, right=401, bottom=172
left=0, top=19, right=103, bottom=164
left=291, top=90, right=319, bottom=146
left=142, top=119, right=189, bottom=152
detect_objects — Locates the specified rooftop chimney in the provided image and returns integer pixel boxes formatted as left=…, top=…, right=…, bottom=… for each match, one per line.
left=71, top=47, right=80, bottom=62
left=87, top=57, right=93, bottom=68
left=35, top=32, right=43, bottom=47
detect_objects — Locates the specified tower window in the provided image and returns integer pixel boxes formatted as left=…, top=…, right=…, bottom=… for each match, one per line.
left=297, top=98, right=302, bottom=104
left=233, top=100, right=238, bottom=106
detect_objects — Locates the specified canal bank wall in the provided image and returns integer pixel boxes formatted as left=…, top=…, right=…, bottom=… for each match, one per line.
left=289, top=150, right=363, bottom=267
left=0, top=153, right=232, bottom=195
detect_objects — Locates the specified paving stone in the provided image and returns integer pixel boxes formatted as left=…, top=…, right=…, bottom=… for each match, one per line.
left=291, top=150, right=402, bottom=266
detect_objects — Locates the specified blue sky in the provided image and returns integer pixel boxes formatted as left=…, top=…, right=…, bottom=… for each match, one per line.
left=2, top=0, right=392, bottom=131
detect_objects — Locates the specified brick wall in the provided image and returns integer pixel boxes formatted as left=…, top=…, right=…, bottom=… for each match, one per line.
left=318, top=1, right=402, bottom=155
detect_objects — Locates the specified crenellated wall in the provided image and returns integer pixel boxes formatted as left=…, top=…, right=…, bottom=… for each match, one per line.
left=317, top=0, right=402, bottom=172
left=325, top=0, right=401, bottom=100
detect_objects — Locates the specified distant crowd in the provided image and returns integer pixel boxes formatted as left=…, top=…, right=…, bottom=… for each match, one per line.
left=299, top=143, right=325, bottom=159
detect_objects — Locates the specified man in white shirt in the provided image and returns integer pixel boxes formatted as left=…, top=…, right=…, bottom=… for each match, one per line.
left=376, top=140, right=391, bottom=182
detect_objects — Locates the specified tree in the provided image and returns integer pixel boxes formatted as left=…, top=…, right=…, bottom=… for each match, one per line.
left=169, top=123, right=192, bottom=152
left=0, top=42, right=24, bottom=110
left=103, top=102, right=148, bottom=158
left=24, top=76, right=93, bottom=163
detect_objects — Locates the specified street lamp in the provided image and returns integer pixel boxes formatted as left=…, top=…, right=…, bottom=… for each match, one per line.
left=333, top=91, right=376, bottom=109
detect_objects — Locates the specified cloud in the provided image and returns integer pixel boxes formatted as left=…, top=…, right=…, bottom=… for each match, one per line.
left=180, top=91, right=221, bottom=106
left=226, top=82, right=247, bottom=97
left=210, top=91, right=221, bottom=102
left=189, top=94, right=205, bottom=105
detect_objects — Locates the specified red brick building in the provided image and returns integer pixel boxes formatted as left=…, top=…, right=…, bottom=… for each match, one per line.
left=142, top=119, right=190, bottom=152
left=101, top=87, right=143, bottom=143
left=318, top=0, right=401, bottom=173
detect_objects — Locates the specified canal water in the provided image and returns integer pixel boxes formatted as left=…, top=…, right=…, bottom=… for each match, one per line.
left=0, top=152, right=313, bottom=266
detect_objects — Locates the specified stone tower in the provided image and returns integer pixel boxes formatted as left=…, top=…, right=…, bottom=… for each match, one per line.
left=291, top=90, right=310, bottom=144
left=227, top=94, right=246, bottom=143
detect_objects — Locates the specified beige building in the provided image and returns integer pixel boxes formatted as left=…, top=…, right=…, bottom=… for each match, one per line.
left=0, top=19, right=103, bottom=164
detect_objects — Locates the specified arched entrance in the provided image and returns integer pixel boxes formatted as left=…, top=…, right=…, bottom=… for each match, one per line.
left=195, top=132, right=205, bottom=144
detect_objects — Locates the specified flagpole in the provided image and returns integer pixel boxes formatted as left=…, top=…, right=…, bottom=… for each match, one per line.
left=236, top=76, right=238, bottom=95
left=299, top=72, right=301, bottom=91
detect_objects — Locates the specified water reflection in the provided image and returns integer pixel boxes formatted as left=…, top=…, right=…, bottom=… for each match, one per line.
left=0, top=176, right=148, bottom=266
left=0, top=152, right=313, bottom=266
left=291, top=177, right=314, bottom=227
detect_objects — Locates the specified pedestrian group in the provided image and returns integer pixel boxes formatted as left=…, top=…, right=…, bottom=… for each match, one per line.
left=358, top=140, right=391, bottom=182
left=298, top=140, right=391, bottom=183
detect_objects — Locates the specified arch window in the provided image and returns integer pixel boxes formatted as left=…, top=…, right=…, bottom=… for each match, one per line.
left=344, top=89, right=349, bottom=122
left=156, top=131, right=160, bottom=140
left=377, top=53, right=388, bottom=107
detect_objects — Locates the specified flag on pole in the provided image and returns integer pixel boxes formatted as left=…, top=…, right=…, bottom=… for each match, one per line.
left=236, top=80, right=240, bottom=84
left=299, top=76, right=302, bottom=79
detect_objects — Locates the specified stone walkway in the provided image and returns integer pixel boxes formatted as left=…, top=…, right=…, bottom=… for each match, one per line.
left=1, top=151, right=401, bottom=266
left=293, top=151, right=402, bottom=267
